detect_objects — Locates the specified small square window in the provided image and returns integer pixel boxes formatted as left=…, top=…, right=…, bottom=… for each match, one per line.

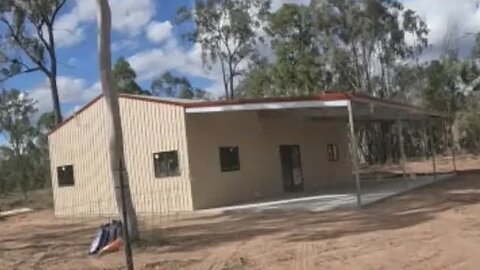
left=153, top=151, right=180, bottom=178
left=57, top=165, right=74, bottom=187
left=219, top=146, right=240, bottom=172
left=327, top=144, right=339, bottom=162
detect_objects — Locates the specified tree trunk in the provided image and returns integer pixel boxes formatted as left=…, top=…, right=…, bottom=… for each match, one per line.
left=220, top=59, right=229, bottom=100
left=48, top=75, right=63, bottom=125
left=451, top=117, right=461, bottom=153
left=96, top=0, right=139, bottom=241
left=15, top=154, right=28, bottom=201
left=229, top=62, right=234, bottom=99
left=46, top=21, right=63, bottom=126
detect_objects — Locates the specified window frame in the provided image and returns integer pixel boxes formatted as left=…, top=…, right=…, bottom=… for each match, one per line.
left=57, top=165, right=75, bottom=187
left=327, top=144, right=339, bottom=162
left=219, top=146, right=240, bottom=172
left=153, top=150, right=181, bottom=178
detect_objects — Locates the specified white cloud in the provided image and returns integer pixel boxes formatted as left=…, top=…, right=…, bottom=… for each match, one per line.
left=111, top=0, right=155, bottom=35
left=28, top=77, right=101, bottom=115
left=146, top=21, right=173, bottom=43
left=205, top=78, right=228, bottom=97
left=127, top=42, right=217, bottom=81
left=127, top=38, right=253, bottom=98
left=403, top=0, right=480, bottom=59
left=112, top=40, right=140, bottom=52
left=54, top=12, right=87, bottom=48
left=54, top=0, right=156, bottom=48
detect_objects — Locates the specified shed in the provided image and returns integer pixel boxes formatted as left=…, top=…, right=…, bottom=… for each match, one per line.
left=48, top=92, right=445, bottom=216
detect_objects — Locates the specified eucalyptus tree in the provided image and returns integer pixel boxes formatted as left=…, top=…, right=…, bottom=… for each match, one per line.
left=177, top=0, right=271, bottom=99
left=0, top=89, right=37, bottom=198
left=151, top=71, right=209, bottom=99
left=0, top=0, right=69, bottom=125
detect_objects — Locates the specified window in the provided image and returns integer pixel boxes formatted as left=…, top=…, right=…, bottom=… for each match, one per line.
left=219, top=146, right=240, bottom=172
left=327, top=144, right=339, bottom=162
left=57, top=165, right=74, bottom=187
left=153, top=151, right=180, bottom=178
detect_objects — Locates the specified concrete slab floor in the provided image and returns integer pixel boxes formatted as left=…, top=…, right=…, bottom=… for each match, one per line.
left=199, top=174, right=455, bottom=214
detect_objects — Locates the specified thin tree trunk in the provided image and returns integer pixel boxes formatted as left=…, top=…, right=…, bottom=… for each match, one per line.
left=96, top=0, right=139, bottom=242
left=48, top=75, right=63, bottom=125
left=451, top=116, right=461, bottom=153
left=47, top=22, right=63, bottom=125
left=229, top=62, right=234, bottom=99
left=220, top=59, right=229, bottom=99
left=361, top=44, right=372, bottom=94
left=15, top=153, right=28, bottom=201
left=351, top=43, right=362, bottom=91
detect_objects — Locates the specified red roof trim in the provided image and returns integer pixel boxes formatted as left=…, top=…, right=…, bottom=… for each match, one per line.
left=47, top=94, right=103, bottom=137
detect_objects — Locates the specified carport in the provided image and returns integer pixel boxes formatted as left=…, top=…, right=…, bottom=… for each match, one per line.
left=199, top=173, right=453, bottom=213
left=186, top=92, right=454, bottom=208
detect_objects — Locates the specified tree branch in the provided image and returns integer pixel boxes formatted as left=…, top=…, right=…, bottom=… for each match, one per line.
left=33, top=19, right=52, bottom=52
left=51, top=0, right=68, bottom=24
left=0, top=17, right=51, bottom=76
left=0, top=67, right=41, bottom=83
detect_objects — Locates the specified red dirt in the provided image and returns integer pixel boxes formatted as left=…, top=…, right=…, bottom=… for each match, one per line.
left=360, top=154, right=478, bottom=178
left=2, top=171, right=480, bottom=269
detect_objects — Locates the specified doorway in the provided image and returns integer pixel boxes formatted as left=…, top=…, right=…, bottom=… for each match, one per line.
left=279, top=145, right=304, bottom=192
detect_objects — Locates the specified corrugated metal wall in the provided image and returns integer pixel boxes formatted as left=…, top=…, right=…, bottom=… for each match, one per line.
left=49, top=99, right=117, bottom=216
left=119, top=98, right=193, bottom=214
left=49, top=97, right=193, bottom=216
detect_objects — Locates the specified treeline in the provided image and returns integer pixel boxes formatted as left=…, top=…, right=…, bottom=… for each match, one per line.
left=175, top=0, right=480, bottom=161
left=111, top=57, right=211, bottom=100
left=0, top=90, right=53, bottom=196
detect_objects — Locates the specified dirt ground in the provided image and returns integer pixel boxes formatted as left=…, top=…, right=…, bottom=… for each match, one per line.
left=360, top=154, right=477, bottom=179
left=0, top=189, right=53, bottom=212
left=2, top=171, right=480, bottom=270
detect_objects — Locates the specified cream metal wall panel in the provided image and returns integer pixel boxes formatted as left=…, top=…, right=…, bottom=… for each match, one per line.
left=49, top=97, right=193, bottom=216
left=49, top=99, right=117, bottom=216
left=186, top=111, right=352, bottom=209
left=119, top=98, right=193, bottom=214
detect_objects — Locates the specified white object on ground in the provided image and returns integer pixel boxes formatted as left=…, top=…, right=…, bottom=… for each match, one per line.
left=0, top=208, right=33, bottom=218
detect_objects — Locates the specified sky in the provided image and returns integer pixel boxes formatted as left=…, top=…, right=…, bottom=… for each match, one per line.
left=3, top=0, right=480, bottom=120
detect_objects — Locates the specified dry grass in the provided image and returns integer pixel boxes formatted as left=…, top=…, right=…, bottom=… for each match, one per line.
left=0, top=188, right=53, bottom=212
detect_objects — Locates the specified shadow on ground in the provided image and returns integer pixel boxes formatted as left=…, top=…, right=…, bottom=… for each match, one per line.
left=138, top=171, right=480, bottom=253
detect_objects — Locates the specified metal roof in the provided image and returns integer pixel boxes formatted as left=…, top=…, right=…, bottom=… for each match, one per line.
left=47, top=92, right=447, bottom=136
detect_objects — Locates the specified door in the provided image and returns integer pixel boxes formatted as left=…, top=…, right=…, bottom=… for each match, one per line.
left=279, top=145, right=304, bottom=192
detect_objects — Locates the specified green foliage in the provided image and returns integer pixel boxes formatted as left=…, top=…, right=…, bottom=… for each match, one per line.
left=112, top=57, right=150, bottom=95
left=0, top=89, right=37, bottom=195
left=0, top=0, right=69, bottom=124
left=0, top=90, right=53, bottom=196
left=239, top=0, right=428, bottom=100
left=422, top=59, right=464, bottom=115
left=37, top=112, right=55, bottom=133
left=269, top=4, right=329, bottom=95
left=457, top=95, right=480, bottom=152
left=236, top=59, right=274, bottom=98
left=151, top=71, right=210, bottom=100
left=177, top=0, right=271, bottom=99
